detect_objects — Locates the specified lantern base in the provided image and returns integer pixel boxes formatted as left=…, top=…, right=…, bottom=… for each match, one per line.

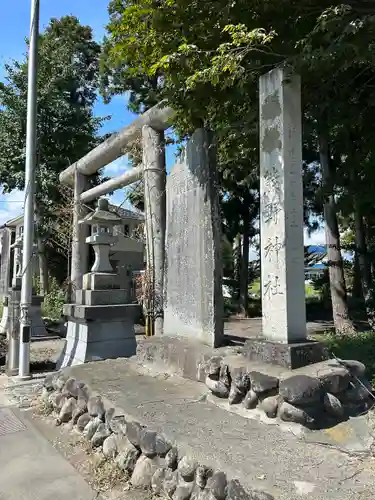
left=58, top=301, right=140, bottom=368
left=57, top=314, right=137, bottom=368
left=82, top=272, right=120, bottom=291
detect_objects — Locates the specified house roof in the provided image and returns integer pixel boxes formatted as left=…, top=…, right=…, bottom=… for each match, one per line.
left=0, top=214, right=24, bottom=229
left=0, top=203, right=144, bottom=229
left=311, top=263, right=326, bottom=269
left=108, top=204, right=144, bottom=221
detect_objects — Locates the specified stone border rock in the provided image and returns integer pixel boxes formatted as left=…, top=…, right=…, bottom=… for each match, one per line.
left=204, top=357, right=374, bottom=428
left=41, top=371, right=275, bottom=500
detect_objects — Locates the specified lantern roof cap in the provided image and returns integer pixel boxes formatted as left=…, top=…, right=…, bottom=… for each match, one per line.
left=80, top=198, right=122, bottom=226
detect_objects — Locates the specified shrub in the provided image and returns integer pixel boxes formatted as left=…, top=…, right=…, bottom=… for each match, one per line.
left=41, top=277, right=65, bottom=320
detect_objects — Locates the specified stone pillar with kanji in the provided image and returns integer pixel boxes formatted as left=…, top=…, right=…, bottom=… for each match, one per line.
left=243, top=67, right=326, bottom=368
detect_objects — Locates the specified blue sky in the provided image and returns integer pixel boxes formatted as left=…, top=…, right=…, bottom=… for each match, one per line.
left=0, top=0, right=177, bottom=222
left=0, top=0, right=324, bottom=247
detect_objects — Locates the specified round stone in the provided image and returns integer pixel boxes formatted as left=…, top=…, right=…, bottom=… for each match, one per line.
left=155, top=434, right=171, bottom=457
left=131, top=455, right=161, bottom=487
left=279, top=402, right=314, bottom=426
left=43, top=374, right=54, bottom=391
left=173, top=485, right=194, bottom=500
left=109, top=415, right=126, bottom=434
left=338, top=359, right=366, bottom=378
left=206, top=357, right=223, bottom=377
left=259, top=395, right=279, bottom=418
left=229, top=373, right=250, bottom=405
left=63, top=378, right=80, bottom=398
left=126, top=421, right=144, bottom=448
left=178, top=456, right=197, bottom=482
left=251, top=491, right=275, bottom=500
left=152, top=467, right=167, bottom=494
left=205, top=377, right=230, bottom=398
left=341, top=380, right=372, bottom=403
left=243, top=389, right=258, bottom=409
left=324, top=393, right=344, bottom=419
left=103, top=434, right=118, bottom=459
left=83, top=416, right=101, bottom=440
left=163, top=469, right=179, bottom=498
left=249, top=372, right=279, bottom=394
left=279, top=376, right=323, bottom=405
left=91, top=423, right=111, bottom=447
left=226, top=479, right=252, bottom=500
left=319, top=367, right=350, bottom=394
left=219, top=365, right=231, bottom=388
left=195, top=465, right=211, bottom=489
left=165, top=447, right=178, bottom=470
left=72, top=405, right=87, bottom=425
left=105, top=407, right=115, bottom=424
left=87, top=396, right=105, bottom=420
left=58, top=398, right=76, bottom=424
left=77, top=412, right=91, bottom=432
left=140, top=429, right=158, bottom=457
left=228, top=386, right=244, bottom=405
left=115, top=441, right=141, bottom=472
left=206, top=471, right=227, bottom=500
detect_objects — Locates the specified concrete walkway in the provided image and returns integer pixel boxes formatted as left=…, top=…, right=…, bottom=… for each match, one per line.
left=69, top=359, right=375, bottom=500
left=0, top=376, right=96, bottom=500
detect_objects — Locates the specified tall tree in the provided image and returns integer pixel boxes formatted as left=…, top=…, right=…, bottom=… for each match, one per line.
left=101, top=0, right=375, bottom=331
left=0, top=16, right=105, bottom=292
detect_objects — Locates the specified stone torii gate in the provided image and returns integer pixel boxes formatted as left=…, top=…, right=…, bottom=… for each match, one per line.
left=58, top=102, right=174, bottom=366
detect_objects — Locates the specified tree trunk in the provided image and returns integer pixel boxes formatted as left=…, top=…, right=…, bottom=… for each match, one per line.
left=233, top=233, right=242, bottom=301
left=352, top=250, right=362, bottom=299
left=319, top=130, right=355, bottom=335
left=354, top=199, right=375, bottom=327
left=239, top=210, right=250, bottom=316
left=37, top=237, right=49, bottom=296
left=34, top=206, right=49, bottom=296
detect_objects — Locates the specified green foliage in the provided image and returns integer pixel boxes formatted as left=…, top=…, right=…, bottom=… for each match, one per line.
left=311, top=270, right=331, bottom=307
left=100, top=0, right=375, bottom=331
left=0, top=16, right=106, bottom=236
left=41, top=277, right=65, bottom=320
left=322, top=331, right=375, bottom=387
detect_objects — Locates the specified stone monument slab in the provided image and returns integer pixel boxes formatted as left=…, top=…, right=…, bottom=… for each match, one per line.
left=164, top=128, right=223, bottom=347
left=259, top=67, right=306, bottom=344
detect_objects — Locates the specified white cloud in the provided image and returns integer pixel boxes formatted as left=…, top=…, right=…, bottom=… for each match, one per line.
left=304, top=227, right=326, bottom=246
left=103, top=157, right=130, bottom=177
left=0, top=189, right=25, bottom=225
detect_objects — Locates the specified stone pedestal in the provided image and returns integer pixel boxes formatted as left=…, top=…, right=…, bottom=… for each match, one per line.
left=57, top=301, right=139, bottom=368
left=29, top=295, right=49, bottom=338
left=6, top=290, right=20, bottom=376
left=0, top=296, right=9, bottom=336
left=242, top=338, right=327, bottom=369
left=0, top=293, right=47, bottom=339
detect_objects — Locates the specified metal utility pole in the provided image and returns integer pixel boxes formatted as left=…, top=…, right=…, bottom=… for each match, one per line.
left=18, top=0, right=40, bottom=379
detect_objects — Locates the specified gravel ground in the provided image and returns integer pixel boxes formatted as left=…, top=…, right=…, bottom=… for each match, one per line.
left=0, top=338, right=64, bottom=374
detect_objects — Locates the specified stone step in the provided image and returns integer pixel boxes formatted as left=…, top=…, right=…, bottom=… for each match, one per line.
left=66, top=359, right=374, bottom=500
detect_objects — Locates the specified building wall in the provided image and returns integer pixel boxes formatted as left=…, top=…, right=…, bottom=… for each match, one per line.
left=109, top=248, right=144, bottom=301
left=0, top=228, right=12, bottom=297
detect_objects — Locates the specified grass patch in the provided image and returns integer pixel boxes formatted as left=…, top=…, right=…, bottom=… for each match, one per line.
left=249, top=278, right=321, bottom=299
left=316, top=330, right=375, bottom=386
left=248, top=279, right=261, bottom=296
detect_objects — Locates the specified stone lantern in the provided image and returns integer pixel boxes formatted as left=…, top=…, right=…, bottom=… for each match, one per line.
left=80, top=198, right=122, bottom=274
left=10, top=231, right=23, bottom=290
left=58, top=197, right=139, bottom=368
